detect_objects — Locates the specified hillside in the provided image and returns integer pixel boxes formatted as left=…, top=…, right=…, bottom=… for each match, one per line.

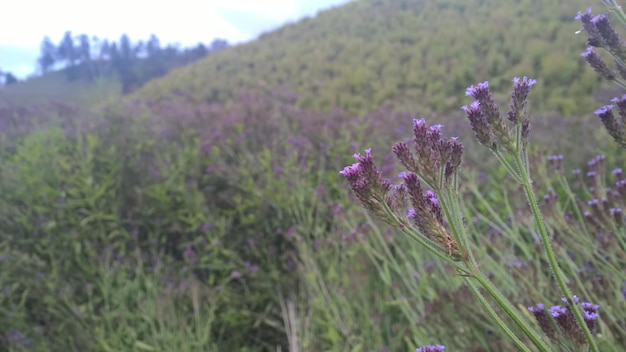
left=0, top=71, right=121, bottom=107
left=134, top=0, right=607, bottom=116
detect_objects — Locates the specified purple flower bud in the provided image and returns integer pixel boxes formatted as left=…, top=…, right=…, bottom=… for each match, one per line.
left=413, top=118, right=426, bottom=127
left=429, top=124, right=443, bottom=135
left=581, top=302, right=600, bottom=313
left=465, top=81, right=489, bottom=98
left=583, top=48, right=615, bottom=80
left=339, top=163, right=360, bottom=178
left=550, top=305, right=567, bottom=318
left=416, top=345, right=445, bottom=352
left=508, top=77, right=537, bottom=123
left=596, top=104, right=626, bottom=147
left=528, top=303, right=544, bottom=312
left=561, top=295, right=580, bottom=305
left=575, top=7, right=592, bottom=21
left=591, top=13, right=622, bottom=49
left=551, top=305, right=585, bottom=344
left=528, top=303, right=558, bottom=340
left=584, top=311, right=598, bottom=331
left=462, top=101, right=493, bottom=146
left=594, top=104, right=614, bottom=117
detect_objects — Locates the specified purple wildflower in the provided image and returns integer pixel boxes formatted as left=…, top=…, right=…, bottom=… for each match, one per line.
left=416, top=345, right=445, bottom=352
left=550, top=305, right=585, bottom=344
left=575, top=7, right=593, bottom=21
left=591, top=13, right=622, bottom=50
left=528, top=303, right=558, bottom=340
left=582, top=47, right=615, bottom=80
left=508, top=76, right=537, bottom=123
left=581, top=302, right=600, bottom=313
left=595, top=104, right=625, bottom=147
left=561, top=295, right=580, bottom=305
left=461, top=101, right=492, bottom=146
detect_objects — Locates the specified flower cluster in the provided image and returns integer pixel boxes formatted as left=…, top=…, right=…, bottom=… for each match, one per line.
left=581, top=155, right=626, bottom=230
left=577, top=7, right=626, bottom=148
left=340, top=148, right=393, bottom=222
left=399, top=171, right=460, bottom=259
left=392, top=119, right=463, bottom=188
left=462, top=77, right=536, bottom=153
left=528, top=296, right=600, bottom=345
left=594, top=97, right=626, bottom=148
left=340, top=119, right=464, bottom=260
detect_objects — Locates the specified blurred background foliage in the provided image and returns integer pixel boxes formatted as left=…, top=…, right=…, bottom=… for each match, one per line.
left=136, top=0, right=608, bottom=117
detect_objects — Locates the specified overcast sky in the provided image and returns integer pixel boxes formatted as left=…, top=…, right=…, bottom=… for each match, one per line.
left=0, top=0, right=351, bottom=79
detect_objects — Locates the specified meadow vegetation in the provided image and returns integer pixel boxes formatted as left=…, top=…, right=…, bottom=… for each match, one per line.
left=1, top=0, right=625, bottom=351
left=136, top=0, right=609, bottom=117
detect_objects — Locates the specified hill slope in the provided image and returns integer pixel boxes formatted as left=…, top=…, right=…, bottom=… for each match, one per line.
left=134, top=0, right=607, bottom=116
left=0, top=71, right=121, bottom=107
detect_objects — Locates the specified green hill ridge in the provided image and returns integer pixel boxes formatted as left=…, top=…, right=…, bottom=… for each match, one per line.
left=134, top=0, right=606, bottom=116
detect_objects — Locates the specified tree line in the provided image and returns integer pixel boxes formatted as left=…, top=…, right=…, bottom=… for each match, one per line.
left=37, top=32, right=229, bottom=92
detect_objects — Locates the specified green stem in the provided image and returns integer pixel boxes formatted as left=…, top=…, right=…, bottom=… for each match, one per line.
left=604, top=0, right=626, bottom=26
left=439, top=188, right=468, bottom=260
left=514, top=152, right=600, bottom=352
left=462, top=276, right=533, bottom=352
left=493, top=149, right=523, bottom=182
left=471, top=269, right=552, bottom=352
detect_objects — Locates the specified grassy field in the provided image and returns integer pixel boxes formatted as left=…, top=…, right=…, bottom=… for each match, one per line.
left=1, top=0, right=625, bottom=351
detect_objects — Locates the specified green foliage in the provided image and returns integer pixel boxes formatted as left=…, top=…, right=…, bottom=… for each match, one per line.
left=135, top=0, right=607, bottom=117
left=2, top=86, right=625, bottom=350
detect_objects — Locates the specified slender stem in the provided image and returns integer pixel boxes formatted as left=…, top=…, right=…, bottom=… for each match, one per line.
left=556, top=175, right=591, bottom=238
left=493, top=149, right=523, bottom=182
left=471, top=270, right=552, bottom=352
left=439, top=188, right=468, bottom=260
left=514, top=153, right=600, bottom=352
left=462, top=276, right=534, bottom=352
left=604, top=0, right=626, bottom=26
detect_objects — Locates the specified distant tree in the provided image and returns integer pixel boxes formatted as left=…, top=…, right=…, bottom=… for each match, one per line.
left=114, top=34, right=139, bottom=92
left=209, top=38, right=229, bottom=51
left=180, top=44, right=209, bottom=64
left=37, top=36, right=56, bottom=73
left=29, top=30, right=227, bottom=91
left=146, top=34, right=161, bottom=56
left=119, top=34, right=133, bottom=62
left=192, top=43, right=208, bottom=58
left=78, top=34, right=91, bottom=62
left=4, top=72, right=18, bottom=85
left=109, top=42, right=120, bottom=62
left=57, top=31, right=78, bottom=67
left=134, top=40, right=145, bottom=58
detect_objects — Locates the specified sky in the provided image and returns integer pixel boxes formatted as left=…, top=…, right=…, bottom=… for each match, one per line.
left=0, top=0, right=351, bottom=79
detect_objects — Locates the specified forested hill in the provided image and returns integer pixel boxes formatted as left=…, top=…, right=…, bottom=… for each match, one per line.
left=134, top=0, right=606, bottom=116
